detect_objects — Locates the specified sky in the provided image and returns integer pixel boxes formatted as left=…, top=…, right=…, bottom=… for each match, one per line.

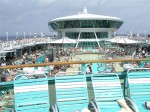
left=0, top=0, right=150, bottom=36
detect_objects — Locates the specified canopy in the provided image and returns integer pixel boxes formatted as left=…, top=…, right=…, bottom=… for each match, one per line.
left=106, top=37, right=120, bottom=43
left=106, top=36, right=142, bottom=44
left=50, top=37, right=77, bottom=44
left=147, top=41, right=150, bottom=45
left=23, top=43, right=35, bottom=47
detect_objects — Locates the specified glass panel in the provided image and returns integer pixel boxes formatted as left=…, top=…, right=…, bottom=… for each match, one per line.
left=66, top=32, right=79, bottom=39
left=78, top=41, right=99, bottom=49
left=49, top=20, right=123, bottom=30
left=96, top=32, right=108, bottom=39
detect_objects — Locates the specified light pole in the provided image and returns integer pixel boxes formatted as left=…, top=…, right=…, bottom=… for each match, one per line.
left=6, top=32, right=8, bottom=41
left=41, top=32, right=43, bottom=37
left=30, top=33, right=32, bottom=38
left=24, top=32, right=26, bottom=38
left=34, top=33, right=37, bottom=37
left=144, top=31, right=147, bottom=37
left=138, top=31, right=140, bottom=37
left=16, top=32, right=18, bottom=39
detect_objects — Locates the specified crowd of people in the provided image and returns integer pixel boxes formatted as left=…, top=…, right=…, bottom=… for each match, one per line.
left=0, top=48, right=76, bottom=82
left=0, top=37, right=49, bottom=48
left=0, top=44, right=150, bottom=82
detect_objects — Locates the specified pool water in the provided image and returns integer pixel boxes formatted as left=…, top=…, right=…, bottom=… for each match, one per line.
left=84, top=63, right=112, bottom=74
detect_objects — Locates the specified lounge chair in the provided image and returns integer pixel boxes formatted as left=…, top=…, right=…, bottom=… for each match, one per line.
left=14, top=74, right=50, bottom=112
left=127, top=68, right=150, bottom=112
left=0, top=88, right=14, bottom=111
left=52, top=72, right=96, bottom=112
left=91, top=73, right=138, bottom=112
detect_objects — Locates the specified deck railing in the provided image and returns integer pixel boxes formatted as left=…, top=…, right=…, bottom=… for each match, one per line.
left=0, top=58, right=149, bottom=69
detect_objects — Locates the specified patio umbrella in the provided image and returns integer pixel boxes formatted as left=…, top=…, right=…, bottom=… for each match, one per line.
left=106, top=36, right=120, bottom=43
left=106, top=36, right=142, bottom=44
left=50, top=37, right=77, bottom=44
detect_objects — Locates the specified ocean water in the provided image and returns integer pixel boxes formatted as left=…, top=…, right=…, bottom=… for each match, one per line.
left=0, top=35, right=50, bottom=41
left=0, top=36, right=31, bottom=41
left=0, top=36, right=16, bottom=41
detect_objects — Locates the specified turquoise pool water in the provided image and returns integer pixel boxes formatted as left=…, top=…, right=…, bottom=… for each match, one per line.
left=84, top=63, right=111, bottom=74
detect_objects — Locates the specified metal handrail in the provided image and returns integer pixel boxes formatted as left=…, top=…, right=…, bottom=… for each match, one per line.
left=0, top=58, right=149, bottom=70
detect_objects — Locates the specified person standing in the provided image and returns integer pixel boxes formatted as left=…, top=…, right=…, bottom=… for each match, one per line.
left=86, top=65, right=91, bottom=74
left=89, top=63, right=92, bottom=74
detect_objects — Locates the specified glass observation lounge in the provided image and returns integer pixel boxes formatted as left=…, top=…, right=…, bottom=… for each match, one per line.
left=48, top=7, right=123, bottom=49
left=49, top=20, right=123, bottom=29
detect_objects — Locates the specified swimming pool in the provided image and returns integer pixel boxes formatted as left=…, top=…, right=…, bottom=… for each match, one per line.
left=83, top=63, right=112, bottom=74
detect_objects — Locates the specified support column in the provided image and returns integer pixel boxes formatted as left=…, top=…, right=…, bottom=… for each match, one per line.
left=75, top=32, right=81, bottom=48
left=148, top=37, right=150, bottom=43
left=62, top=32, right=65, bottom=37
left=94, top=32, right=100, bottom=48
left=14, top=49, right=17, bottom=58
left=108, top=31, right=113, bottom=38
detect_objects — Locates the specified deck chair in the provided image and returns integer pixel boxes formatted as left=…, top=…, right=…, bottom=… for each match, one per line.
left=0, top=87, right=15, bottom=111
left=91, top=73, right=137, bottom=112
left=14, top=74, right=50, bottom=112
left=127, top=68, right=150, bottom=112
left=53, top=72, right=95, bottom=112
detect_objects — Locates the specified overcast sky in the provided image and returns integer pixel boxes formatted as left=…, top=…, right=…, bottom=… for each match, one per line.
left=0, top=0, right=150, bottom=36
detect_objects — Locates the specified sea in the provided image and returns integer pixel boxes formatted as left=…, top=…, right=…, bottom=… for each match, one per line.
left=0, top=35, right=30, bottom=41
left=0, top=34, right=148, bottom=42
left=0, top=35, right=51, bottom=41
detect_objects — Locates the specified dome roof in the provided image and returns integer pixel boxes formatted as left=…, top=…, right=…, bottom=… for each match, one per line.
left=50, top=7, right=123, bottom=22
